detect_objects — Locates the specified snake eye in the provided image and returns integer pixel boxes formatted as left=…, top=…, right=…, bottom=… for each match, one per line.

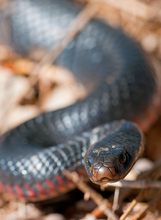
left=119, top=153, right=127, bottom=164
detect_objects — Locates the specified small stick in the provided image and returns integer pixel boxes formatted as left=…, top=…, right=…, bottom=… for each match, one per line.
left=31, top=2, right=99, bottom=79
left=64, top=171, right=118, bottom=220
left=90, top=0, right=161, bottom=22
left=120, top=160, right=161, bottom=220
left=24, top=3, right=99, bottom=107
left=105, top=180, right=161, bottom=189
left=130, top=190, right=161, bottom=220
left=121, top=190, right=150, bottom=220
left=112, top=188, right=120, bottom=211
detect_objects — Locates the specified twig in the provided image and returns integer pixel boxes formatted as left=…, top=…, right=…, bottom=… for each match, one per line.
left=24, top=2, right=99, bottom=107
left=130, top=190, right=161, bottom=220
left=90, top=0, right=161, bottom=22
left=112, top=188, right=120, bottom=211
left=31, top=2, right=99, bottom=81
left=120, top=193, right=143, bottom=220
left=144, top=190, right=161, bottom=218
left=105, top=180, right=161, bottom=189
left=64, top=171, right=118, bottom=220
left=120, top=160, right=161, bottom=220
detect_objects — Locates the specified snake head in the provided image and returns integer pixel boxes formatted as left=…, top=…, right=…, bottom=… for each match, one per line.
left=84, top=121, right=143, bottom=184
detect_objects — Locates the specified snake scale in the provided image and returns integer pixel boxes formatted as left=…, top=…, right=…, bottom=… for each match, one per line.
left=0, top=0, right=160, bottom=201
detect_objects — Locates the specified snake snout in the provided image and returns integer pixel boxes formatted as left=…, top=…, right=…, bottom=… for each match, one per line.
left=90, top=162, right=116, bottom=183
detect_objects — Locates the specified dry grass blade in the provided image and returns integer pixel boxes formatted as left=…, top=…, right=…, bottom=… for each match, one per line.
left=64, top=171, right=118, bottom=220
left=106, top=180, right=161, bottom=189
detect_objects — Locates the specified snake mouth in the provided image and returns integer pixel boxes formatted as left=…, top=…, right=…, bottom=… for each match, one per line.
left=89, top=162, right=116, bottom=184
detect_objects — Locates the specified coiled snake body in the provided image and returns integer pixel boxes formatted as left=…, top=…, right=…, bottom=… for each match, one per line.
left=0, top=0, right=160, bottom=201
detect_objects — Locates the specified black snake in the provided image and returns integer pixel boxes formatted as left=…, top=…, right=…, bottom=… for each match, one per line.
left=0, top=0, right=159, bottom=201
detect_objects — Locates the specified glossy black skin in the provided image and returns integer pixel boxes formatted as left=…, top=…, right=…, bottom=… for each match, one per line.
left=0, top=0, right=156, bottom=200
left=84, top=121, right=143, bottom=184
